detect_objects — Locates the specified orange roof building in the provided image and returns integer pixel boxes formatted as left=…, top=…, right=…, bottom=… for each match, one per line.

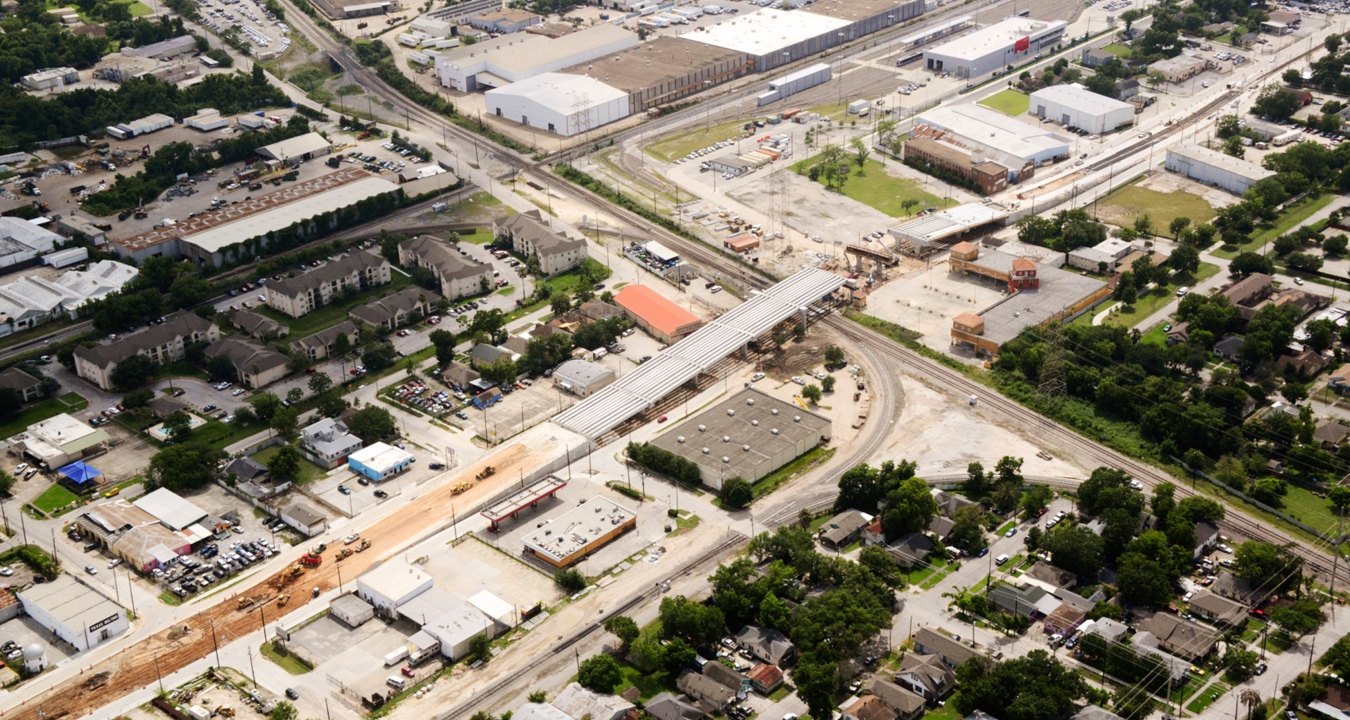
left=613, top=285, right=704, bottom=343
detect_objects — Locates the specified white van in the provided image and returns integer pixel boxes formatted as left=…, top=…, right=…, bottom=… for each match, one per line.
left=995, top=553, right=1010, bottom=566
left=386, top=675, right=408, bottom=691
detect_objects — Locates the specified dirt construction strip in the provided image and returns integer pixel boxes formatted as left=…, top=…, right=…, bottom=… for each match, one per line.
left=5, top=440, right=553, bottom=720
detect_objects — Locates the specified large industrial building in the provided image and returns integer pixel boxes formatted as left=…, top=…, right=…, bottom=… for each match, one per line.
left=613, top=285, right=703, bottom=344
left=910, top=105, right=1070, bottom=184
left=948, top=243, right=1109, bottom=355
left=1165, top=143, right=1276, bottom=195
left=435, top=24, right=639, bottom=92
left=0, top=260, right=138, bottom=337
left=561, top=37, right=751, bottom=114
left=0, top=216, right=61, bottom=270
left=75, top=488, right=213, bottom=571
left=1028, top=83, right=1135, bottom=134
left=523, top=496, right=637, bottom=568
left=923, top=17, right=1067, bottom=79
left=486, top=73, right=631, bottom=137
left=17, top=575, right=128, bottom=652
left=650, top=388, right=832, bottom=490
left=356, top=559, right=434, bottom=613
left=111, top=168, right=401, bottom=267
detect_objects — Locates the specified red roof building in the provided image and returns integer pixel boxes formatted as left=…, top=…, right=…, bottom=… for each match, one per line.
left=613, top=285, right=703, bottom=343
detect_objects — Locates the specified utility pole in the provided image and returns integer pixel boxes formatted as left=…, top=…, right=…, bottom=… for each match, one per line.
left=210, top=621, right=221, bottom=667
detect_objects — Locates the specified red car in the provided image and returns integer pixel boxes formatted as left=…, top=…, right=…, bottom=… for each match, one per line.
left=657, top=415, right=668, bottom=423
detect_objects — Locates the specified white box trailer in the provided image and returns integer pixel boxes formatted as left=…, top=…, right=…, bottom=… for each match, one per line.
left=848, top=99, right=870, bottom=116
left=397, top=33, right=420, bottom=47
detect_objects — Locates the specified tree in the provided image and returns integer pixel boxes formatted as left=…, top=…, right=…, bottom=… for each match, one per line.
left=1234, top=541, right=1302, bottom=592
left=881, top=476, right=939, bottom=540
left=316, top=393, right=347, bottom=418
left=469, top=633, right=492, bottom=664
left=148, top=442, right=226, bottom=492
left=757, top=591, right=792, bottom=631
left=851, top=137, right=870, bottom=170
left=253, top=392, right=282, bottom=422
left=286, top=387, right=304, bottom=405
left=1114, top=552, right=1174, bottom=607
left=1225, top=647, right=1259, bottom=682
left=948, top=505, right=988, bottom=553
left=659, top=595, right=725, bottom=650
left=554, top=568, right=586, bottom=593
left=0, top=470, right=14, bottom=497
left=1324, top=234, right=1348, bottom=257
left=824, top=345, right=846, bottom=367
left=271, top=407, right=298, bottom=439
left=480, top=358, right=518, bottom=386
left=1170, top=243, right=1200, bottom=275
left=719, top=477, right=753, bottom=509
left=1252, top=84, right=1303, bottom=121
left=111, top=354, right=158, bottom=391
left=308, top=373, right=332, bottom=396
left=954, top=651, right=1090, bottom=720
left=577, top=654, right=623, bottom=693
left=1041, top=526, right=1105, bottom=580
left=1020, top=484, right=1052, bottom=519
left=1229, top=251, right=1275, bottom=276
left=821, top=375, right=836, bottom=393
left=858, top=545, right=906, bottom=589
left=964, top=461, right=989, bottom=498
left=267, top=444, right=303, bottom=485
left=162, top=410, right=193, bottom=441
left=603, top=616, right=639, bottom=651
left=429, top=329, right=458, bottom=365
left=348, top=406, right=396, bottom=443
left=269, top=702, right=298, bottom=720
left=1270, top=596, right=1325, bottom=638
left=361, top=342, right=398, bottom=372
left=800, top=383, right=822, bottom=404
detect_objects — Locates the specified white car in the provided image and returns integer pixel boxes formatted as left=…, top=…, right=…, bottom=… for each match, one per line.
left=791, top=376, right=806, bottom=385
left=0, top=565, right=12, bottom=576
left=84, top=565, right=97, bottom=575
left=751, top=372, right=765, bottom=382
left=231, top=388, right=246, bottom=396
left=13, top=463, right=26, bottom=473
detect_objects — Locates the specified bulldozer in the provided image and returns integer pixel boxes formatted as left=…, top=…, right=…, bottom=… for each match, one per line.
left=451, top=481, right=473, bottom=495
left=277, top=593, right=290, bottom=608
left=475, top=465, right=495, bottom=480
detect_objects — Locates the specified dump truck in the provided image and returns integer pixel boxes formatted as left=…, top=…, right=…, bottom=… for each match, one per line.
left=299, top=553, right=322, bottom=567
left=475, top=466, right=495, bottom=480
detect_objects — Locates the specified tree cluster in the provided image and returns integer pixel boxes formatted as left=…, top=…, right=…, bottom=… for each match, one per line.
left=627, top=442, right=702, bottom=487
left=1016, top=209, right=1108, bottom=253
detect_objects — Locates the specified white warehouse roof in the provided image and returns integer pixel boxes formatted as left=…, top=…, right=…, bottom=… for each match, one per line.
left=555, top=267, right=845, bottom=438
left=689, top=8, right=850, bottom=56
left=349, top=441, right=415, bottom=473
left=917, top=105, right=1069, bottom=162
left=928, top=17, right=1066, bottom=61
left=1029, top=83, right=1133, bottom=115
left=257, top=132, right=331, bottom=161
left=132, top=488, right=208, bottom=531
left=1167, top=143, right=1275, bottom=182
left=487, top=73, right=627, bottom=113
left=358, top=559, right=432, bottom=604
left=18, top=574, right=123, bottom=631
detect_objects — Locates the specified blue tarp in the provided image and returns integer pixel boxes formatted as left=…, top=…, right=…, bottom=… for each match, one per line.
left=58, top=460, right=103, bottom=486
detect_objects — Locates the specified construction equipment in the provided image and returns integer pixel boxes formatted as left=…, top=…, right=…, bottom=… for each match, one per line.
left=336, top=548, right=353, bottom=561
left=83, top=671, right=111, bottom=690
left=277, top=593, right=290, bottom=608
left=217, top=708, right=236, bottom=717
left=299, top=553, right=322, bottom=567
left=356, top=539, right=371, bottom=552
left=475, top=465, right=495, bottom=480
left=451, top=481, right=472, bottom=495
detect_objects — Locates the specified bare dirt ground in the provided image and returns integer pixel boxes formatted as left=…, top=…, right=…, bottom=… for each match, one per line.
left=6, top=435, right=567, bottom=720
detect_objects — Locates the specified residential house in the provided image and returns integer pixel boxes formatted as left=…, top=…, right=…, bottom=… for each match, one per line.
left=1187, top=590, right=1248, bottom=627
left=204, top=337, right=290, bottom=389
left=1080, top=47, right=1116, bottom=68
left=1329, top=364, right=1350, bottom=395
left=1129, top=631, right=1195, bottom=681
left=1079, top=617, right=1129, bottom=644
left=646, top=693, right=705, bottom=720
left=291, top=321, right=360, bottom=361
left=1211, top=571, right=1262, bottom=605
left=989, top=583, right=1053, bottom=619
left=747, top=664, right=783, bottom=695
left=73, top=313, right=220, bottom=390
left=551, top=683, right=635, bottom=720
left=843, top=695, right=900, bottom=720
left=1314, top=421, right=1350, bottom=449
left=398, top=235, right=494, bottom=300
left=496, top=210, right=587, bottom=276
left=735, top=625, right=795, bottom=666
left=861, top=518, right=886, bottom=546
left=886, top=532, right=933, bottom=569
left=225, top=456, right=269, bottom=483
left=145, top=395, right=190, bottom=420
left=1115, top=78, right=1140, bottom=100
left=1218, top=273, right=1275, bottom=322
left=0, top=367, right=44, bottom=403
left=927, top=516, right=956, bottom=542
left=1074, top=706, right=1127, bottom=720
left=819, top=510, right=871, bottom=550
left=702, top=660, right=747, bottom=691
left=912, top=627, right=976, bottom=668
left=1213, top=335, right=1246, bottom=361
left=443, top=362, right=481, bottom=391
left=349, top=287, right=442, bottom=332
left=1042, top=601, right=1087, bottom=636
left=300, top=417, right=364, bottom=468
left=894, top=652, right=955, bottom=701
left=264, top=250, right=391, bottom=318
left=864, top=679, right=926, bottom=720
left=677, top=671, right=735, bottom=714
left=230, top=309, right=288, bottom=340
left=1192, top=521, right=1221, bottom=560
left=931, top=489, right=977, bottom=516
left=1138, top=612, right=1220, bottom=660
left=1277, top=348, right=1327, bottom=379
left=470, top=342, right=516, bottom=369
left=1027, top=561, right=1077, bottom=590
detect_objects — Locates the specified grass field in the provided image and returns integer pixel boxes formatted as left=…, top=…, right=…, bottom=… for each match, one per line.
left=1102, top=42, right=1134, bottom=57
left=1186, top=681, right=1231, bottom=713
left=32, top=483, right=79, bottom=515
left=253, top=445, right=326, bottom=485
left=644, top=119, right=747, bottom=163
left=1095, top=184, right=1217, bottom=230
left=1213, top=193, right=1335, bottom=258
left=1086, top=261, right=1220, bottom=329
left=261, top=641, right=313, bottom=674
left=793, top=157, right=952, bottom=217
left=1281, top=484, right=1338, bottom=536
left=979, top=89, right=1030, bottom=116
left=0, top=392, right=89, bottom=439
left=455, top=228, right=494, bottom=245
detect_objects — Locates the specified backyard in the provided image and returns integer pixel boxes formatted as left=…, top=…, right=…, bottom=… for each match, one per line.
left=1281, top=483, right=1339, bottom=537
left=792, top=157, right=952, bottom=217
left=978, top=89, right=1030, bottom=116
left=1094, top=183, right=1217, bottom=231
left=0, top=392, right=90, bottom=439
left=253, top=444, right=327, bottom=485
left=1101, top=42, right=1133, bottom=57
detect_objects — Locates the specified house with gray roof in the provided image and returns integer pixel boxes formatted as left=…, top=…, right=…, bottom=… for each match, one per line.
left=398, top=235, right=493, bottom=300
left=300, top=417, right=364, bottom=468
left=349, top=287, right=441, bottom=331
left=736, top=625, right=795, bottom=665
left=73, top=313, right=219, bottom=390
left=443, top=362, right=480, bottom=391
left=702, top=660, right=747, bottom=690
left=819, top=509, right=871, bottom=550
left=0, top=367, right=43, bottom=403
left=470, top=342, right=516, bottom=368
left=1074, top=705, right=1126, bottom=720
left=291, top=321, right=359, bottom=361
left=230, top=308, right=288, bottom=340
left=912, top=627, right=976, bottom=668
left=204, top=337, right=289, bottom=389
left=989, top=583, right=1052, bottom=618
left=677, top=671, right=734, bottom=714
left=887, top=532, right=933, bottom=569
left=1139, top=612, right=1220, bottom=660
left=265, top=251, right=391, bottom=318
left=864, top=678, right=926, bottom=720
left=645, top=694, right=704, bottom=720
left=894, top=652, right=955, bottom=700
left=552, top=358, right=615, bottom=397
left=1188, top=590, right=1248, bottom=627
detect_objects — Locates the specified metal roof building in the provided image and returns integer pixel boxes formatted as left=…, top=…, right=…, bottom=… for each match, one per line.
left=434, top=24, right=638, bottom=92
left=486, top=73, right=631, bottom=137
left=523, top=496, right=636, bottom=567
left=1165, top=143, right=1275, bottom=195
left=915, top=105, right=1071, bottom=168
left=133, top=488, right=208, bottom=530
left=555, top=268, right=845, bottom=439
left=18, top=574, right=128, bottom=652
left=1028, top=83, right=1135, bottom=134
left=356, top=559, right=433, bottom=612
left=923, top=17, right=1067, bottom=79
left=255, top=132, right=332, bottom=163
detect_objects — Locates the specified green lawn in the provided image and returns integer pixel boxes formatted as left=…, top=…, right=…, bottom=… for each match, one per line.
left=32, top=483, right=79, bottom=515
left=1185, top=680, right=1230, bottom=713
left=1213, top=193, right=1336, bottom=259
left=122, top=0, right=152, bottom=16
left=792, top=157, right=953, bottom=217
left=253, top=445, right=326, bottom=484
left=261, top=641, right=313, bottom=674
left=257, top=271, right=413, bottom=337
left=979, top=89, right=1030, bottom=116
left=749, top=446, right=836, bottom=501
left=0, top=392, right=89, bottom=439
left=1101, top=42, right=1134, bottom=58
left=455, top=228, right=493, bottom=245
left=922, top=703, right=963, bottom=720
left=501, top=258, right=611, bottom=324
left=1095, top=262, right=1221, bottom=329
left=1281, top=484, right=1339, bottom=537
left=1095, top=184, right=1217, bottom=230
left=1139, top=322, right=1170, bottom=346
left=645, top=119, right=748, bottom=163
left=187, top=418, right=266, bottom=451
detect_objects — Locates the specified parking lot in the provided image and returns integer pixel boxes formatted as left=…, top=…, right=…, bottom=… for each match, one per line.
left=0, top=616, right=77, bottom=668
left=291, top=613, right=422, bottom=699
left=311, top=467, right=398, bottom=518
left=194, top=0, right=291, bottom=59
